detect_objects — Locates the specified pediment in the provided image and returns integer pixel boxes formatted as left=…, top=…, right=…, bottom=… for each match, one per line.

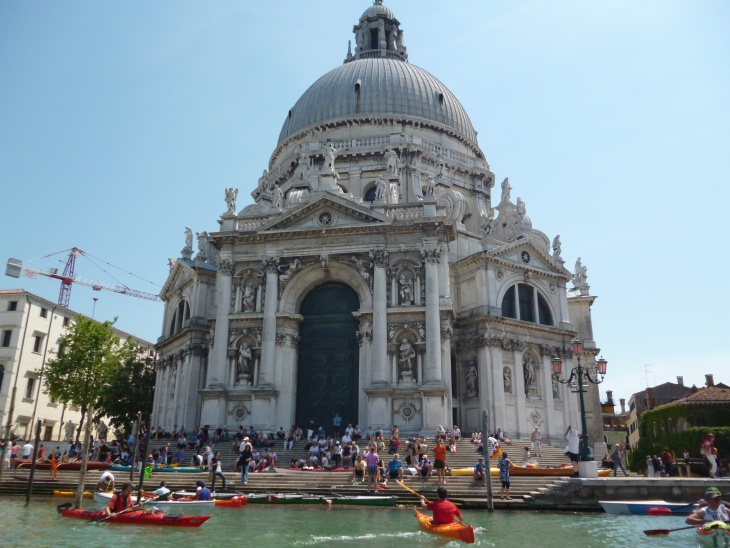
left=160, top=259, right=195, bottom=299
left=257, top=193, right=392, bottom=233
left=489, top=237, right=570, bottom=277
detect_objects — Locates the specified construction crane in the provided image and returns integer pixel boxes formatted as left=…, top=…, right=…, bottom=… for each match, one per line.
left=5, top=247, right=161, bottom=307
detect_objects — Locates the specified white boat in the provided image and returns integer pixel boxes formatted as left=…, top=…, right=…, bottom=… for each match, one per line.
left=93, top=491, right=215, bottom=515
left=599, top=499, right=697, bottom=516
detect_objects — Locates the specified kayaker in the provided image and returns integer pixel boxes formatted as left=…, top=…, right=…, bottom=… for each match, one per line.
left=420, top=487, right=462, bottom=525
left=498, top=451, right=514, bottom=500
left=686, top=487, right=729, bottom=525
left=152, top=481, right=171, bottom=501
left=472, top=456, right=487, bottom=487
left=97, top=471, right=115, bottom=492
left=104, top=483, right=133, bottom=517
left=434, top=438, right=447, bottom=485
left=195, top=480, right=212, bottom=501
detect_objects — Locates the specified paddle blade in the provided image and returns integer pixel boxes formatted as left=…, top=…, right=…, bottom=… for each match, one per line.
left=460, top=525, right=476, bottom=544
left=648, top=507, right=672, bottom=516
left=644, top=529, right=670, bottom=536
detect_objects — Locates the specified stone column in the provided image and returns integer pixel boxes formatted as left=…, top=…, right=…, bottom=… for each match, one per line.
left=438, top=241, right=451, bottom=306
left=207, top=258, right=233, bottom=388
left=259, top=258, right=279, bottom=387
left=371, top=251, right=389, bottom=385
left=422, top=247, right=442, bottom=383
left=476, top=265, right=488, bottom=312
left=513, top=347, right=527, bottom=438
left=489, top=346, right=506, bottom=433
left=541, top=354, right=555, bottom=439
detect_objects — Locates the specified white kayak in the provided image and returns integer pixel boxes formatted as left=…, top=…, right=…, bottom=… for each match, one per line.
left=599, top=499, right=697, bottom=516
left=93, top=491, right=215, bottom=516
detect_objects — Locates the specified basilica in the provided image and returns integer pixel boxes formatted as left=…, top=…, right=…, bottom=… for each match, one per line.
left=153, top=1, right=603, bottom=449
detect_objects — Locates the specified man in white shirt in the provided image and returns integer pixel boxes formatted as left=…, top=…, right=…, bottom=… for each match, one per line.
left=565, top=426, right=580, bottom=474
left=97, top=471, right=115, bottom=492
left=341, top=433, right=352, bottom=444
left=21, top=441, right=34, bottom=460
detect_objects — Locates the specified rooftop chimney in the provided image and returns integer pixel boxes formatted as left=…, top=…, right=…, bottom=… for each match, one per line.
left=620, top=398, right=626, bottom=414
left=606, top=390, right=614, bottom=405
left=677, top=376, right=684, bottom=386
left=705, top=374, right=714, bottom=387
left=646, top=387, right=654, bottom=410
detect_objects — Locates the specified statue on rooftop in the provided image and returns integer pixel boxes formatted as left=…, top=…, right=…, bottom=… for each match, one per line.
left=500, top=177, right=511, bottom=203
left=552, top=235, right=562, bottom=259
left=225, top=187, right=238, bottom=215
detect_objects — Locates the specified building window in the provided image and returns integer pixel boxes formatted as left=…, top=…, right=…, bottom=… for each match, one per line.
left=63, top=317, right=70, bottom=326
left=33, top=334, right=44, bottom=353
left=49, top=394, right=56, bottom=404
left=40, top=307, right=48, bottom=318
left=1, top=330, right=11, bottom=347
left=7, top=301, right=18, bottom=311
left=500, top=283, right=553, bottom=326
left=0, top=364, right=4, bottom=391
left=25, top=377, right=35, bottom=400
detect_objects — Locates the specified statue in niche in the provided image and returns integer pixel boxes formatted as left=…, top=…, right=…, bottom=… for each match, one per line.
left=436, top=150, right=445, bottom=178
left=97, top=421, right=108, bottom=440
left=387, top=30, right=397, bottom=51
left=573, top=257, right=588, bottom=288
left=503, top=366, right=512, bottom=394
left=258, top=169, right=272, bottom=192
left=552, top=235, right=562, bottom=259
left=500, top=177, right=511, bottom=203
left=399, top=274, right=414, bottom=305
left=237, top=343, right=252, bottom=381
left=384, top=148, right=399, bottom=175
left=388, top=325, right=396, bottom=341
left=375, top=175, right=387, bottom=201
left=424, top=172, right=436, bottom=196
left=64, top=421, right=75, bottom=441
left=416, top=322, right=426, bottom=339
left=524, top=356, right=536, bottom=396
left=272, top=184, right=284, bottom=208
left=552, top=372, right=560, bottom=399
left=323, top=142, right=338, bottom=173
left=242, top=283, right=256, bottom=312
left=398, top=339, right=416, bottom=375
left=466, top=365, right=478, bottom=397
left=225, top=187, right=238, bottom=214
left=184, top=226, right=193, bottom=249
left=388, top=178, right=400, bottom=204
left=296, top=155, right=310, bottom=181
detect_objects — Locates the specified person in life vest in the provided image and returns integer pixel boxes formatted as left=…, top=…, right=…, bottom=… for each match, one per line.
left=421, top=487, right=462, bottom=525
left=686, top=487, right=730, bottom=525
left=104, top=483, right=133, bottom=517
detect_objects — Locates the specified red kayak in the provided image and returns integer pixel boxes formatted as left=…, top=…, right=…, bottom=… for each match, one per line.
left=58, top=507, right=211, bottom=527
left=12, top=458, right=109, bottom=471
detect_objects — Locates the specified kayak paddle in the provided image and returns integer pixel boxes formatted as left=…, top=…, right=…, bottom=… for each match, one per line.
left=396, top=480, right=464, bottom=525
left=644, top=525, right=697, bottom=536
left=92, top=494, right=162, bottom=524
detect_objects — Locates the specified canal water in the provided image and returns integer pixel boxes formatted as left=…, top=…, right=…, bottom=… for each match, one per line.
left=0, top=498, right=693, bottom=547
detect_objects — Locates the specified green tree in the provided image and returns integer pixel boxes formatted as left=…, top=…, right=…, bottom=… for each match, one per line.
left=43, top=316, right=121, bottom=443
left=95, top=341, right=156, bottom=434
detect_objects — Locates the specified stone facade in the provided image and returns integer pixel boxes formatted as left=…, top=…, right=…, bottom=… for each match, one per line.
left=153, top=1, right=605, bottom=445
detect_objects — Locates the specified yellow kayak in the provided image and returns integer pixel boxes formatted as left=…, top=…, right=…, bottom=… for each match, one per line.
left=53, top=490, right=93, bottom=499
left=414, top=509, right=475, bottom=543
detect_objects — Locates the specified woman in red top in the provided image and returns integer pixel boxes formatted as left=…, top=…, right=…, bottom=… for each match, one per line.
left=421, top=487, right=462, bottom=525
left=433, top=439, right=447, bottom=485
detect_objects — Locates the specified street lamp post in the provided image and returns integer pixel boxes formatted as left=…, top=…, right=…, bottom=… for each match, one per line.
left=551, top=339, right=608, bottom=463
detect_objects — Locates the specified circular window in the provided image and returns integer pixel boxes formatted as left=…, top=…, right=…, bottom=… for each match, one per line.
left=318, top=212, right=334, bottom=226
left=520, top=251, right=531, bottom=264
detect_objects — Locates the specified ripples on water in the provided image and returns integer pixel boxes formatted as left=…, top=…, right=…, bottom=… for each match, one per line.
left=0, top=498, right=692, bottom=547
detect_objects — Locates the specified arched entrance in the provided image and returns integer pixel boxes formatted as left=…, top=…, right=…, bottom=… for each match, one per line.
left=296, top=283, right=359, bottom=433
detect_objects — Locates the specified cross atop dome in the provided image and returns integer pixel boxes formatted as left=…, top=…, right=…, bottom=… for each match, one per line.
left=345, top=0, right=408, bottom=64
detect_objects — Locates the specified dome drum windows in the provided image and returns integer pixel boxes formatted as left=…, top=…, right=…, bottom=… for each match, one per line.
left=500, top=283, right=553, bottom=326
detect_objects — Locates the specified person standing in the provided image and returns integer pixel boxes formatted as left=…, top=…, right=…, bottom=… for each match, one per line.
left=421, top=487, right=462, bottom=525
left=21, top=440, right=34, bottom=460
left=210, top=450, right=227, bottom=492
left=365, top=448, right=379, bottom=494
left=433, top=438, right=447, bottom=485
left=646, top=455, right=655, bottom=477
left=564, top=426, right=580, bottom=475
left=499, top=451, right=514, bottom=500
left=611, top=444, right=629, bottom=477
left=332, top=412, right=342, bottom=439
left=701, top=433, right=719, bottom=478
left=237, top=438, right=253, bottom=485
left=531, top=426, right=542, bottom=457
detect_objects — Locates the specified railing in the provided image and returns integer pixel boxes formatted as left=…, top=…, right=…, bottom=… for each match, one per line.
left=237, top=218, right=268, bottom=231
left=386, top=205, right=423, bottom=220
left=358, top=50, right=404, bottom=61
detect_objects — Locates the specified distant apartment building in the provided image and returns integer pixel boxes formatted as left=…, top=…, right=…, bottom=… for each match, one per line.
left=0, top=289, right=154, bottom=441
left=627, top=377, right=695, bottom=449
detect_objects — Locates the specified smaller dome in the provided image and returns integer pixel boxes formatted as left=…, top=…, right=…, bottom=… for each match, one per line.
left=361, top=0, right=394, bottom=21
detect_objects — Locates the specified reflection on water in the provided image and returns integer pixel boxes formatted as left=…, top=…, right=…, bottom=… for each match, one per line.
left=0, top=498, right=691, bottom=547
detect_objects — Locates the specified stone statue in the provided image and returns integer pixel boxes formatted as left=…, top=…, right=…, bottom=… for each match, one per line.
left=552, top=235, right=562, bottom=258
left=424, top=172, right=436, bottom=196
left=237, top=343, right=252, bottom=380
left=184, top=226, right=193, bottom=249
left=296, top=154, right=310, bottom=181
left=278, top=258, right=301, bottom=288
left=417, top=323, right=426, bottom=339
left=374, top=175, right=387, bottom=201
left=503, top=366, right=512, bottom=394
left=552, top=372, right=560, bottom=398
left=167, top=258, right=176, bottom=269
left=97, top=420, right=108, bottom=440
left=225, top=187, right=238, bottom=214
left=466, top=365, right=478, bottom=397
left=398, top=339, right=415, bottom=375
left=196, top=232, right=207, bottom=255
left=272, top=184, right=284, bottom=208
left=436, top=150, right=445, bottom=178
left=500, top=177, right=511, bottom=203
left=350, top=256, right=371, bottom=283
left=573, top=257, right=588, bottom=288
left=384, top=148, right=399, bottom=175
left=258, top=169, right=272, bottom=192
left=242, top=283, right=256, bottom=312
left=64, top=421, right=75, bottom=441
left=323, top=142, right=338, bottom=173
left=387, top=29, right=397, bottom=51
left=399, top=274, right=414, bottom=305
left=319, top=254, right=329, bottom=270
left=388, top=325, right=396, bottom=341
left=516, top=198, right=526, bottom=223
left=388, top=178, right=400, bottom=204
left=523, top=356, right=536, bottom=392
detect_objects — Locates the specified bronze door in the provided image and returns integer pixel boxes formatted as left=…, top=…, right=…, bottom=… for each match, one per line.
left=296, top=283, right=359, bottom=433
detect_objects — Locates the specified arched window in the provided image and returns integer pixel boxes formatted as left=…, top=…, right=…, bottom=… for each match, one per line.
left=501, top=283, right=553, bottom=326
left=169, top=300, right=190, bottom=336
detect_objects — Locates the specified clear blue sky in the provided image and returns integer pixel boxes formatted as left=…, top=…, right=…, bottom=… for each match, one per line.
left=1, top=1, right=728, bottom=407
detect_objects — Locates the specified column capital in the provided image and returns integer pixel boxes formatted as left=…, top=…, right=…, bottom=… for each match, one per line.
left=421, top=247, right=441, bottom=264
left=369, top=249, right=390, bottom=268
left=218, top=259, right=234, bottom=275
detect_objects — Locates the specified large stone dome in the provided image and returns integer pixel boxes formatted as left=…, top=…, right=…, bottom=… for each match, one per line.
left=277, top=57, right=477, bottom=146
